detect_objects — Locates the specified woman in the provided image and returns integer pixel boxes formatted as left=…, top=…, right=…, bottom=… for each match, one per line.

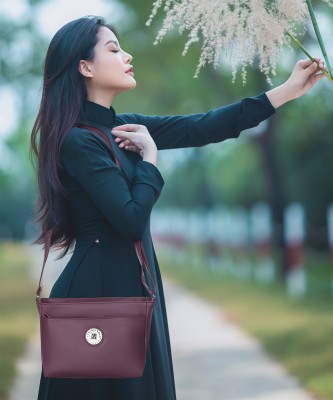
left=30, top=15, right=325, bottom=400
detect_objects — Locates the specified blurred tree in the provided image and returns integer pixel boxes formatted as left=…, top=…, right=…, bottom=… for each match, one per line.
left=0, top=1, right=48, bottom=239
left=129, top=0, right=333, bottom=279
left=276, top=87, right=333, bottom=248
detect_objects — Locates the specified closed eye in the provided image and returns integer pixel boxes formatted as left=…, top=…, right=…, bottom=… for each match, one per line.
left=111, top=50, right=120, bottom=53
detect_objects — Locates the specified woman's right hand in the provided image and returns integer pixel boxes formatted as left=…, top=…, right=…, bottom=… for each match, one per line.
left=111, top=124, right=157, bottom=166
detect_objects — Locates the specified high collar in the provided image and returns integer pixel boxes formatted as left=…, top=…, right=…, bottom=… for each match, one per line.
left=78, top=100, right=116, bottom=129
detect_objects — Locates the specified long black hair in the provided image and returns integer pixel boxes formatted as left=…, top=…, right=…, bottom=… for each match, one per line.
left=30, top=16, right=119, bottom=258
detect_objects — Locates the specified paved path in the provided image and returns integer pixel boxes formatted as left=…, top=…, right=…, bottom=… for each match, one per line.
left=164, top=279, right=316, bottom=400
left=10, top=243, right=317, bottom=400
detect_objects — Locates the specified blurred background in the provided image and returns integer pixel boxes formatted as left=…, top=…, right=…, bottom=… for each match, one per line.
left=0, top=0, right=332, bottom=399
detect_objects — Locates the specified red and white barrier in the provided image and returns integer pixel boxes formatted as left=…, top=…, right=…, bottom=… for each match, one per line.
left=327, top=204, right=333, bottom=302
left=152, top=202, right=333, bottom=302
left=284, top=203, right=306, bottom=298
left=250, top=202, right=275, bottom=283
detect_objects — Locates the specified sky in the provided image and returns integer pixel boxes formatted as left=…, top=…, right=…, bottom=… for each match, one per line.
left=0, top=0, right=125, bottom=37
left=35, top=0, right=129, bottom=38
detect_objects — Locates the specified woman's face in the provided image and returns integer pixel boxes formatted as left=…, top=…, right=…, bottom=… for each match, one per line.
left=80, top=26, right=136, bottom=97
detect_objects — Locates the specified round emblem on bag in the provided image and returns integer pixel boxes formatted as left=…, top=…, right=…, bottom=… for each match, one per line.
left=85, top=328, right=103, bottom=345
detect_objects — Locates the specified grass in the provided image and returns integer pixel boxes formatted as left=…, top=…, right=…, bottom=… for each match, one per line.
left=157, top=244, right=333, bottom=400
left=0, top=241, right=37, bottom=400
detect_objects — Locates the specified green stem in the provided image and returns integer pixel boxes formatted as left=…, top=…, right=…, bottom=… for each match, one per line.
left=286, top=31, right=333, bottom=83
left=305, top=0, right=333, bottom=79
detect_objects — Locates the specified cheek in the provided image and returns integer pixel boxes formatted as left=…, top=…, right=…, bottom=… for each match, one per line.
left=102, top=57, right=124, bottom=77
left=91, top=54, right=131, bottom=87
left=94, top=52, right=116, bottom=70
left=93, top=59, right=119, bottom=83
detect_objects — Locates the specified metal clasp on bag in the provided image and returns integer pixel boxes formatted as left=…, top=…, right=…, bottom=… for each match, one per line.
left=85, top=328, right=103, bottom=345
left=36, top=288, right=42, bottom=302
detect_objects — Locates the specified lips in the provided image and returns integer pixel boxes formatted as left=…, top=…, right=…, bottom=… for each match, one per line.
left=126, top=66, right=134, bottom=74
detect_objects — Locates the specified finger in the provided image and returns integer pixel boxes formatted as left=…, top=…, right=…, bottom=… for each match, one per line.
left=313, top=58, right=325, bottom=70
left=298, top=59, right=313, bottom=69
left=317, top=60, right=327, bottom=71
left=112, top=124, right=139, bottom=132
left=115, top=137, right=127, bottom=144
left=124, top=145, right=141, bottom=153
left=118, top=139, right=133, bottom=148
left=314, top=72, right=325, bottom=82
left=298, top=58, right=322, bottom=70
left=111, top=130, right=134, bottom=140
left=305, top=61, right=320, bottom=75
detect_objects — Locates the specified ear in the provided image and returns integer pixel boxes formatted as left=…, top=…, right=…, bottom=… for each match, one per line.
left=78, top=60, right=93, bottom=78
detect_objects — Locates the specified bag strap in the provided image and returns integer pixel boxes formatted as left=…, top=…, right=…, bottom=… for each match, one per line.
left=36, top=124, right=157, bottom=301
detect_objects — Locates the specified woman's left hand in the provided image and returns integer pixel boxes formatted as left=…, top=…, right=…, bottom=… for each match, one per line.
left=284, top=58, right=326, bottom=99
left=266, top=57, right=327, bottom=109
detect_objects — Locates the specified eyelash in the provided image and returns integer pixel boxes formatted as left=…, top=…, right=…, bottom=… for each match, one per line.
left=111, top=50, right=120, bottom=53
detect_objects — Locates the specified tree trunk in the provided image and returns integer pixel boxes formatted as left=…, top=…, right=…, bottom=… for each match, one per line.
left=254, top=115, right=288, bottom=280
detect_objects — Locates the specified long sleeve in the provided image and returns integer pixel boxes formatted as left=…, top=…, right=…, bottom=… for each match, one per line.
left=116, top=92, right=276, bottom=150
left=60, top=128, right=164, bottom=240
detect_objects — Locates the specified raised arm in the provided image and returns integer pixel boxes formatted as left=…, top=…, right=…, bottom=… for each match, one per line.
left=114, top=58, right=326, bottom=151
left=116, top=92, right=276, bottom=150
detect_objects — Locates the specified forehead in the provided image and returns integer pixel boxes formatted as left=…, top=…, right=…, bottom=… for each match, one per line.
left=97, top=26, right=119, bottom=46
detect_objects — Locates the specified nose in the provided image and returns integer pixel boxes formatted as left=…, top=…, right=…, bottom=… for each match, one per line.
left=123, top=51, right=133, bottom=64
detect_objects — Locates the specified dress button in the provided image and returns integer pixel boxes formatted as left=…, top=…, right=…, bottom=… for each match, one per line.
left=95, top=238, right=99, bottom=243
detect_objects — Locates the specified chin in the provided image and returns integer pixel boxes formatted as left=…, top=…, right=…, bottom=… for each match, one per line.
left=115, top=79, right=137, bottom=95
left=124, top=80, right=137, bottom=91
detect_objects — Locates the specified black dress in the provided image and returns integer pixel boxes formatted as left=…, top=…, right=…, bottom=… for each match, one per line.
left=37, top=93, right=276, bottom=400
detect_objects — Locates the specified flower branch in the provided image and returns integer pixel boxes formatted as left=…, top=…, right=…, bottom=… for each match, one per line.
left=286, top=32, right=333, bottom=83
left=305, top=0, right=333, bottom=79
left=146, top=0, right=333, bottom=84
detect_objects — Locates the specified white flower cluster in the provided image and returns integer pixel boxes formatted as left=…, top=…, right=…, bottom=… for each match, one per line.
left=146, top=0, right=332, bottom=84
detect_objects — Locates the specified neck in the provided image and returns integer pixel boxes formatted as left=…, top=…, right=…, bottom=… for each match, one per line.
left=86, top=88, right=117, bottom=109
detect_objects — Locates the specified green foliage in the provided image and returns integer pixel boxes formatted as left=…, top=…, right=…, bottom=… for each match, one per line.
left=275, top=92, right=333, bottom=228
left=0, top=2, right=48, bottom=240
left=0, top=242, right=36, bottom=400
left=0, top=121, right=37, bottom=239
left=157, top=138, right=269, bottom=208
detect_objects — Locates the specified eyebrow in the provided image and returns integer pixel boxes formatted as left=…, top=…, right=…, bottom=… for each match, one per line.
left=104, top=39, right=119, bottom=47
